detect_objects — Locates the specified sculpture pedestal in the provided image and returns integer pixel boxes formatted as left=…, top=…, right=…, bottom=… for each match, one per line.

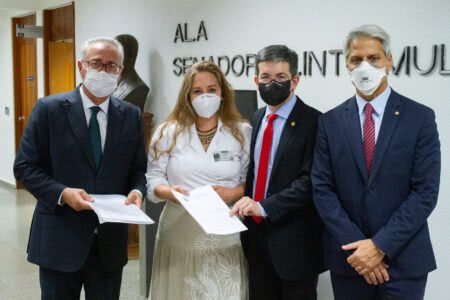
left=127, top=224, right=140, bottom=260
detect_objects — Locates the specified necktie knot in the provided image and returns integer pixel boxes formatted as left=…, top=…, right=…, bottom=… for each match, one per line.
left=90, top=106, right=101, bottom=116
left=268, top=113, right=278, bottom=124
left=365, top=103, right=374, bottom=117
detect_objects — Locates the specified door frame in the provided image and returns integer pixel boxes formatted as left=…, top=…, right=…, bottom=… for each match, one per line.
left=11, top=13, right=38, bottom=189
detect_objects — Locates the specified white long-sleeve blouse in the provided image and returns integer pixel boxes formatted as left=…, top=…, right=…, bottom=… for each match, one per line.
left=146, top=119, right=252, bottom=202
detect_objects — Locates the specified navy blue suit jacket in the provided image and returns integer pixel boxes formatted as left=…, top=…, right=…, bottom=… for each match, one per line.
left=312, top=89, right=441, bottom=278
left=14, top=88, right=147, bottom=272
left=241, top=97, right=325, bottom=280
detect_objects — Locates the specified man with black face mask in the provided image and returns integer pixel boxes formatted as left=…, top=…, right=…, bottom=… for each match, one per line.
left=231, top=45, right=325, bottom=300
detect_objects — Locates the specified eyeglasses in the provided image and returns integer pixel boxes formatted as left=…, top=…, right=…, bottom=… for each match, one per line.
left=258, top=73, right=291, bottom=84
left=82, top=60, right=123, bottom=75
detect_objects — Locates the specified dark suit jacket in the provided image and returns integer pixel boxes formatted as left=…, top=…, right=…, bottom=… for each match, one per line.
left=13, top=87, right=147, bottom=273
left=312, top=89, right=441, bottom=278
left=241, top=96, right=325, bottom=280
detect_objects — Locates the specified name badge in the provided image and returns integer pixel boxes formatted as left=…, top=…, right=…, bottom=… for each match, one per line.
left=213, top=151, right=234, bottom=162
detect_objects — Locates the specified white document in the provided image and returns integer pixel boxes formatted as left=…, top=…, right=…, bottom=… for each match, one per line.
left=172, top=185, right=247, bottom=235
left=88, top=194, right=154, bottom=225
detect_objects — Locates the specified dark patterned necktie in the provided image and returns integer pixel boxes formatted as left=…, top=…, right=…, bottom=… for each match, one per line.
left=89, top=106, right=102, bottom=169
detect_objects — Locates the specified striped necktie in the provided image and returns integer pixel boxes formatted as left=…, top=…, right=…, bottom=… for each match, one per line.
left=363, top=103, right=375, bottom=176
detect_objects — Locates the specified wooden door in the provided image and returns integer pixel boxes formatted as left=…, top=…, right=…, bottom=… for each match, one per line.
left=48, top=41, right=75, bottom=94
left=12, top=14, right=38, bottom=180
left=44, top=3, right=75, bottom=96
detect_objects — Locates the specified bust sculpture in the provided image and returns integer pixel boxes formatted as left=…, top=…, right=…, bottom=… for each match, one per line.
left=113, top=34, right=150, bottom=111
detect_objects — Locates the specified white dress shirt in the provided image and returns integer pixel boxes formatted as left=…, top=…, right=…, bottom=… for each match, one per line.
left=146, top=119, right=252, bottom=203
left=80, top=87, right=109, bottom=151
left=355, top=86, right=391, bottom=143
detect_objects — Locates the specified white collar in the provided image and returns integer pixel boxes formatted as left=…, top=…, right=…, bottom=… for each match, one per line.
left=80, top=86, right=110, bottom=114
left=356, top=86, right=391, bottom=117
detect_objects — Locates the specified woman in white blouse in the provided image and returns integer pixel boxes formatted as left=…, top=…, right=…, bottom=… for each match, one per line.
left=146, top=61, right=251, bottom=300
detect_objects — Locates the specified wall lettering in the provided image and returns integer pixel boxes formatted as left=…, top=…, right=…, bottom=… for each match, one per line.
left=172, top=22, right=449, bottom=77
left=174, top=20, right=208, bottom=43
left=173, top=44, right=449, bottom=77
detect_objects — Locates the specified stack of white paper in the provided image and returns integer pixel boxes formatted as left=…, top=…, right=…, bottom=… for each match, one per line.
left=172, top=185, right=247, bottom=235
left=88, top=194, right=154, bottom=225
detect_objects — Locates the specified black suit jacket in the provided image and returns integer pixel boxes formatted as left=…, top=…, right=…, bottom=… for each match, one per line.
left=241, top=96, right=325, bottom=280
left=13, top=87, right=147, bottom=272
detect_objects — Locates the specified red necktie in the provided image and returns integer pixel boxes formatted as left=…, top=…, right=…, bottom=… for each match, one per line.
left=363, top=104, right=375, bottom=176
left=253, top=113, right=278, bottom=223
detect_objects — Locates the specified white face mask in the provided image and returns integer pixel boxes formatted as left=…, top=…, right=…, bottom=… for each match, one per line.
left=192, top=93, right=221, bottom=119
left=349, top=61, right=387, bottom=96
left=83, top=69, right=119, bottom=98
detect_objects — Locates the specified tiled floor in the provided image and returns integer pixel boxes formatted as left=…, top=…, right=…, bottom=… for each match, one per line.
left=0, top=182, right=146, bottom=300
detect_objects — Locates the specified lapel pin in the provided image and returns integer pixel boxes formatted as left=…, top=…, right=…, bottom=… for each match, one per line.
left=395, top=111, right=399, bottom=116
left=291, top=121, right=296, bottom=127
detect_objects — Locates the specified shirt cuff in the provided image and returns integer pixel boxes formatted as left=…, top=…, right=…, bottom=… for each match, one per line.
left=57, top=190, right=65, bottom=206
left=259, top=203, right=268, bottom=218
left=131, top=189, right=143, bottom=199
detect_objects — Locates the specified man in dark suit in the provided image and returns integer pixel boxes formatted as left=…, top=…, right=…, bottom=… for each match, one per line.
left=13, top=37, right=147, bottom=300
left=312, top=24, right=441, bottom=300
left=231, top=45, right=324, bottom=300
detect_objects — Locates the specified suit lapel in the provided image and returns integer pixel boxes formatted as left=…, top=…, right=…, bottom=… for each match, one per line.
left=250, top=108, right=265, bottom=158
left=368, top=90, right=402, bottom=186
left=100, top=97, right=124, bottom=173
left=62, top=88, right=97, bottom=172
left=344, top=97, right=368, bottom=184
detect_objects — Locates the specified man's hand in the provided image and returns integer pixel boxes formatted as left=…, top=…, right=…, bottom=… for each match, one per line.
left=125, top=190, right=143, bottom=208
left=62, top=188, right=93, bottom=211
left=230, top=196, right=261, bottom=217
left=342, top=239, right=385, bottom=275
left=362, top=262, right=390, bottom=285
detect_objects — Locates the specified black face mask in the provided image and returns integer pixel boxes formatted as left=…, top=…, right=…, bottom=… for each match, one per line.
left=258, top=80, right=291, bottom=106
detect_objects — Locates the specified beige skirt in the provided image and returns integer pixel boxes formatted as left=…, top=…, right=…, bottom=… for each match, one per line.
left=148, top=201, right=249, bottom=300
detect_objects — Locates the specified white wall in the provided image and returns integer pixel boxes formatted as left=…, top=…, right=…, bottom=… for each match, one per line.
left=0, top=0, right=36, bottom=10
left=0, top=0, right=70, bottom=10
left=0, top=8, right=29, bottom=184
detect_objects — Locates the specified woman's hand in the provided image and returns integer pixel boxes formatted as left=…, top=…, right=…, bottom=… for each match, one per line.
left=154, top=184, right=189, bottom=205
left=212, top=184, right=244, bottom=204
left=169, top=185, right=189, bottom=204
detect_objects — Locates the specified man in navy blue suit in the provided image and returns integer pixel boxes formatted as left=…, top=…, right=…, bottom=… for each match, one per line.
left=312, top=24, right=441, bottom=300
left=14, top=37, right=147, bottom=299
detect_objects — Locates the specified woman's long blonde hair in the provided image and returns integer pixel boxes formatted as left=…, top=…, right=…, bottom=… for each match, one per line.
left=153, top=61, right=246, bottom=159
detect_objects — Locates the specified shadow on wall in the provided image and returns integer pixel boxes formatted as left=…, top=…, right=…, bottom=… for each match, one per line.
left=145, top=49, right=174, bottom=120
